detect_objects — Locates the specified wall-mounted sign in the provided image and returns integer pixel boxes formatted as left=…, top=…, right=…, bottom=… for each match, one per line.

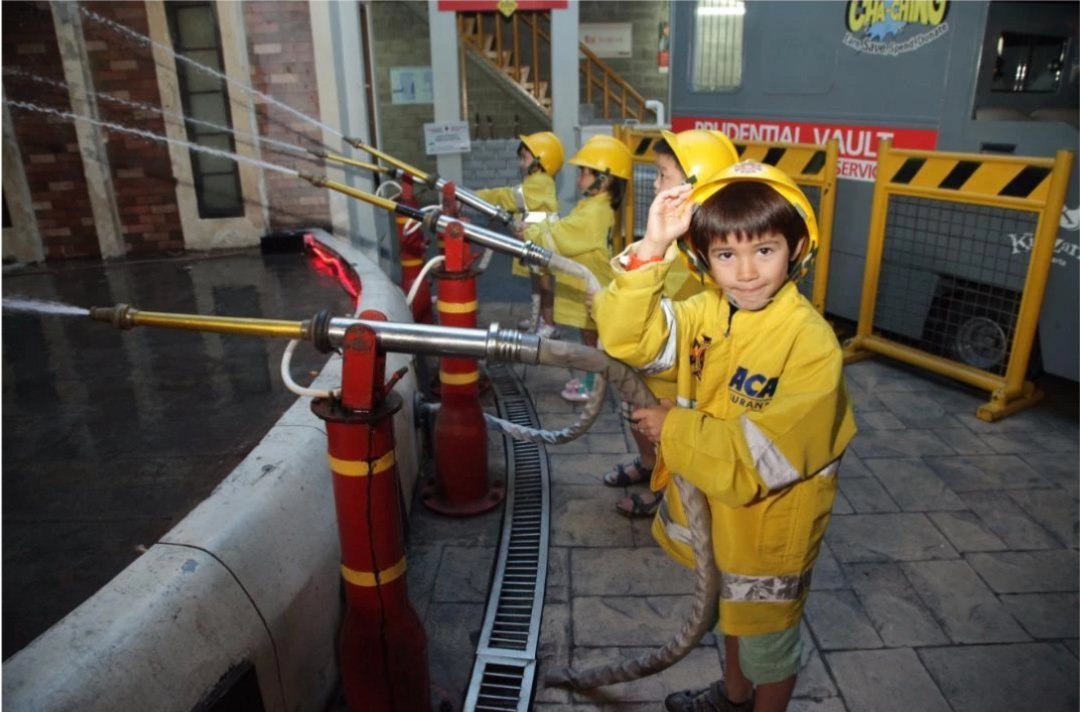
left=673, top=115, right=939, bottom=182
left=580, top=22, right=633, bottom=59
left=842, top=0, right=950, bottom=57
left=390, top=67, right=433, bottom=105
left=424, top=121, right=472, bottom=155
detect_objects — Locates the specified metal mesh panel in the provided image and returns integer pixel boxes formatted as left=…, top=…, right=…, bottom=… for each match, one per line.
left=873, top=195, right=1037, bottom=375
left=797, top=184, right=823, bottom=302
left=631, top=163, right=658, bottom=240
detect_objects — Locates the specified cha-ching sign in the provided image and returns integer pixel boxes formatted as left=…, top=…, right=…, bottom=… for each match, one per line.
left=424, top=122, right=472, bottom=155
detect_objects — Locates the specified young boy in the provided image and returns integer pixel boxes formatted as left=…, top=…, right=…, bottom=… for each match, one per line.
left=593, top=161, right=856, bottom=712
left=605, top=129, right=739, bottom=518
left=474, top=131, right=563, bottom=337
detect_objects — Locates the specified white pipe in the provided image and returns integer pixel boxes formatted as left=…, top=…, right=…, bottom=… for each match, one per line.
left=645, top=99, right=666, bottom=127
left=405, top=255, right=445, bottom=307
left=280, top=339, right=338, bottom=399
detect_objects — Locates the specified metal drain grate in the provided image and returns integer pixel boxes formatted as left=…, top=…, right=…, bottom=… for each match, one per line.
left=463, top=363, right=550, bottom=711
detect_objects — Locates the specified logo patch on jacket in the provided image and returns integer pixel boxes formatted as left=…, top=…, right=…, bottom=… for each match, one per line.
left=728, top=366, right=780, bottom=411
left=689, top=335, right=712, bottom=381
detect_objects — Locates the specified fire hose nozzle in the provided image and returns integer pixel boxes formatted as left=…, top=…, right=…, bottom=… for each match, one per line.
left=308, top=148, right=328, bottom=159
left=299, top=172, right=327, bottom=187
left=89, top=304, right=137, bottom=329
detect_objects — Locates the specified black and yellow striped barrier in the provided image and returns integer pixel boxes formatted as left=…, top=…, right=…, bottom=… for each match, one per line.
left=843, top=139, right=1074, bottom=421
left=614, top=125, right=839, bottom=314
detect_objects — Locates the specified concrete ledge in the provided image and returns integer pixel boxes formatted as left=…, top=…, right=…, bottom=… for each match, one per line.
left=2, top=230, right=421, bottom=711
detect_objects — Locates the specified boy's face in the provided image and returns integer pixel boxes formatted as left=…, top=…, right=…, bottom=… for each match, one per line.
left=706, top=232, right=804, bottom=310
left=653, top=153, right=685, bottom=193
left=519, top=148, right=536, bottom=174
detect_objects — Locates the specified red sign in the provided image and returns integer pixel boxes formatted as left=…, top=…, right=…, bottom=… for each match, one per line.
left=672, top=116, right=938, bottom=182
left=437, top=1, right=568, bottom=10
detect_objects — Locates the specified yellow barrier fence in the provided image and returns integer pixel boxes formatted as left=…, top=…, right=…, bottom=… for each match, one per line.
left=843, top=139, right=1074, bottom=421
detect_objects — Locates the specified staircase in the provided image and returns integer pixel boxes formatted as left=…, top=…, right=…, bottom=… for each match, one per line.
left=457, top=10, right=655, bottom=124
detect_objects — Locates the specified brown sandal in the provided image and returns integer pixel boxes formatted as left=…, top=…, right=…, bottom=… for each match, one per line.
left=613, top=491, right=663, bottom=518
left=602, top=457, right=654, bottom=487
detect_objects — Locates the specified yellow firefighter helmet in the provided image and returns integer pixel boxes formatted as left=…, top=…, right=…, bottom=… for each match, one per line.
left=568, top=134, right=633, bottom=180
left=659, top=129, right=740, bottom=185
left=679, top=160, right=819, bottom=284
left=519, top=131, right=564, bottom=174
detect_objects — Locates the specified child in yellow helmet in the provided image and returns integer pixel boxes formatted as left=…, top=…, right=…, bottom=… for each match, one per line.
left=594, top=161, right=856, bottom=712
left=606, top=129, right=740, bottom=518
left=520, top=134, right=631, bottom=401
left=475, top=131, right=563, bottom=337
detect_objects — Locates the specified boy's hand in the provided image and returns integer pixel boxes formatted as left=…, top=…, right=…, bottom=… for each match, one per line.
left=639, top=184, right=693, bottom=260
left=509, top=219, right=526, bottom=239
left=630, top=399, right=674, bottom=444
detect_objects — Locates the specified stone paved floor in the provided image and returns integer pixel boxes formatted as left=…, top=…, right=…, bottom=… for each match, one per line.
left=408, top=302, right=1079, bottom=712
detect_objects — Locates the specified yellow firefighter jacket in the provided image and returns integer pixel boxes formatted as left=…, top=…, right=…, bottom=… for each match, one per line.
left=594, top=244, right=857, bottom=636
left=524, top=192, right=615, bottom=329
left=476, top=172, right=559, bottom=279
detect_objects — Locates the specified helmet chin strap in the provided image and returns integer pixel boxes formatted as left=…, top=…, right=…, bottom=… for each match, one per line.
left=583, top=169, right=610, bottom=197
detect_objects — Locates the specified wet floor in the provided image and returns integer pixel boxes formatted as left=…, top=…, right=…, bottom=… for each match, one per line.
left=1, top=248, right=359, bottom=658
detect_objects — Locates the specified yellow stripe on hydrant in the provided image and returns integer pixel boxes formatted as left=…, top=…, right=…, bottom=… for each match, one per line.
left=328, top=451, right=396, bottom=477
left=439, top=370, right=479, bottom=385
left=341, top=557, right=407, bottom=587
left=437, top=300, right=478, bottom=314
left=401, top=258, right=424, bottom=267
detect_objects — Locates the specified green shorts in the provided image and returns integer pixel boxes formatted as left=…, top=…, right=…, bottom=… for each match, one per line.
left=737, top=625, right=804, bottom=685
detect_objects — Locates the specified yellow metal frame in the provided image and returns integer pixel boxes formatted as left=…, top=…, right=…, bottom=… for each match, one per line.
left=613, top=125, right=839, bottom=314
left=843, top=139, right=1074, bottom=421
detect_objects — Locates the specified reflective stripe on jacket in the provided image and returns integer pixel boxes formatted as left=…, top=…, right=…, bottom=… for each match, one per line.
left=594, top=243, right=857, bottom=636
left=525, top=192, right=615, bottom=329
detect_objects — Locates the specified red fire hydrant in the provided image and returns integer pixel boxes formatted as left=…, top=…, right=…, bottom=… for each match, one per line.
left=421, top=216, right=505, bottom=516
left=311, top=314, right=430, bottom=711
left=397, top=174, right=432, bottom=324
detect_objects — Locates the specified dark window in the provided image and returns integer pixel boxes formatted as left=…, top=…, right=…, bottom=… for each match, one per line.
left=165, top=2, right=244, bottom=218
left=2, top=191, right=12, bottom=229
left=992, top=32, right=1070, bottom=94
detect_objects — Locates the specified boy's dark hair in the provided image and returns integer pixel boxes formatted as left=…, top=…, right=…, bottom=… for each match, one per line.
left=689, top=182, right=807, bottom=259
left=652, top=138, right=675, bottom=159
left=517, top=141, right=542, bottom=174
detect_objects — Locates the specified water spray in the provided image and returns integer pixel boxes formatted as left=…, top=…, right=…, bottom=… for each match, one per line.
left=4, top=100, right=300, bottom=177
left=3, top=69, right=316, bottom=158
left=79, top=6, right=345, bottom=140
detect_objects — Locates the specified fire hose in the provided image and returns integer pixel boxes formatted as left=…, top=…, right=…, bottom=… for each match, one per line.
left=86, top=304, right=718, bottom=688
left=298, top=172, right=605, bottom=444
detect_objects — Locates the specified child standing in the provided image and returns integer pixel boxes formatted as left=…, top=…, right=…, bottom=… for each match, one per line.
left=521, top=134, right=631, bottom=401
left=605, top=129, right=740, bottom=518
left=474, top=131, right=563, bottom=337
left=594, top=161, right=856, bottom=712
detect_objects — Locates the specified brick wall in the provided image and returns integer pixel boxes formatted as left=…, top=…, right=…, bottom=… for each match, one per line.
left=243, top=1, right=331, bottom=231
left=580, top=1, right=670, bottom=122
left=82, top=1, right=184, bottom=254
left=2, top=2, right=99, bottom=259
left=462, top=138, right=522, bottom=192
left=369, top=1, right=437, bottom=177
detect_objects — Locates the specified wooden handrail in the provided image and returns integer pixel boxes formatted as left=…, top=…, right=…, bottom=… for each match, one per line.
left=459, top=10, right=653, bottom=123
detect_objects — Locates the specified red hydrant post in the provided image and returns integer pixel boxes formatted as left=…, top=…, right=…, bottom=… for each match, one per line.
left=311, top=314, right=431, bottom=711
left=397, top=174, right=432, bottom=324
left=421, top=218, right=505, bottom=516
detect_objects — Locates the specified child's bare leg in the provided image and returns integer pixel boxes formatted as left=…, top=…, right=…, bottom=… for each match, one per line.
left=724, top=636, right=754, bottom=704
left=540, top=274, right=555, bottom=325
left=752, top=675, right=796, bottom=712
